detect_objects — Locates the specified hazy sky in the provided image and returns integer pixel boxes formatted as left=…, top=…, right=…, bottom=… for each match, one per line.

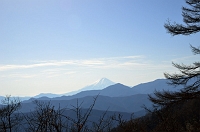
left=0, top=0, right=199, bottom=96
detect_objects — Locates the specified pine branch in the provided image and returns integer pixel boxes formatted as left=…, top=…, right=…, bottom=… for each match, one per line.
left=164, top=22, right=200, bottom=35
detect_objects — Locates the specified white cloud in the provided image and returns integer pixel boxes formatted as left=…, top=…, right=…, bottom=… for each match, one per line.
left=0, top=61, right=75, bottom=71
left=0, top=55, right=186, bottom=76
left=0, top=56, right=144, bottom=71
left=0, top=73, right=37, bottom=79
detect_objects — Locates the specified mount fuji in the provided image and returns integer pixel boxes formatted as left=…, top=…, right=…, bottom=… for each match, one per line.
left=64, top=78, right=116, bottom=96
left=31, top=78, right=116, bottom=98
left=80, top=78, right=116, bottom=91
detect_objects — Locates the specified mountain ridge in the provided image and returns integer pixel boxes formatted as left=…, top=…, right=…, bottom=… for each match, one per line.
left=64, top=77, right=116, bottom=96
left=22, top=78, right=182, bottom=103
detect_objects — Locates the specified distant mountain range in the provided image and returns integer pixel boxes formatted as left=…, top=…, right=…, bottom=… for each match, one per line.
left=31, top=78, right=116, bottom=98
left=1, top=78, right=186, bottom=120
left=0, top=78, right=116, bottom=102
left=21, top=78, right=184, bottom=114
left=25, top=79, right=181, bottom=102
left=31, top=78, right=181, bottom=99
left=1, top=78, right=182, bottom=102
left=131, top=79, right=182, bottom=94
left=20, top=94, right=151, bottom=116
left=33, top=93, right=61, bottom=98
left=64, top=78, right=116, bottom=96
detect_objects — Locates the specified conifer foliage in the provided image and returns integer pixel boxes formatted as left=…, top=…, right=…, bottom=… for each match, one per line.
left=164, top=0, right=200, bottom=35
left=149, top=0, right=200, bottom=107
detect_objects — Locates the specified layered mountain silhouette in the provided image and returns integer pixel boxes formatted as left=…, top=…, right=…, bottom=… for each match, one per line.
left=20, top=94, right=151, bottom=117
left=23, top=83, right=133, bottom=103
left=26, top=79, right=181, bottom=102
left=131, top=79, right=182, bottom=94
left=33, top=93, right=61, bottom=98
left=20, top=78, right=184, bottom=118
left=64, top=78, right=116, bottom=96
left=31, top=78, right=116, bottom=98
left=31, top=78, right=181, bottom=99
left=1, top=78, right=185, bottom=119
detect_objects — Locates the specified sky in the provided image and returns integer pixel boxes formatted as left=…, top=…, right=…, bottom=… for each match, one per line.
left=0, top=0, right=199, bottom=96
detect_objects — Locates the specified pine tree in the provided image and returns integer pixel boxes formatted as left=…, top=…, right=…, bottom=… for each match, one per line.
left=149, top=0, right=200, bottom=107
left=164, top=0, right=200, bottom=35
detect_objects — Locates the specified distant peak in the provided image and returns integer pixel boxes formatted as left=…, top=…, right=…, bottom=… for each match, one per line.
left=101, top=77, right=107, bottom=80
left=99, top=78, right=108, bottom=82
left=100, top=78, right=109, bottom=81
left=93, top=78, right=115, bottom=85
left=88, top=78, right=116, bottom=88
left=65, top=78, right=117, bottom=95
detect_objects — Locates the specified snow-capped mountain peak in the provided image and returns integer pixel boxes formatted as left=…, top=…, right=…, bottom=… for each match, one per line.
left=78, top=78, right=116, bottom=91
left=92, top=78, right=115, bottom=87
left=64, top=78, right=116, bottom=96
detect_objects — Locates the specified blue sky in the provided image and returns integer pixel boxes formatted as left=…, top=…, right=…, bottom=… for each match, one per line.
left=0, top=0, right=199, bottom=96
